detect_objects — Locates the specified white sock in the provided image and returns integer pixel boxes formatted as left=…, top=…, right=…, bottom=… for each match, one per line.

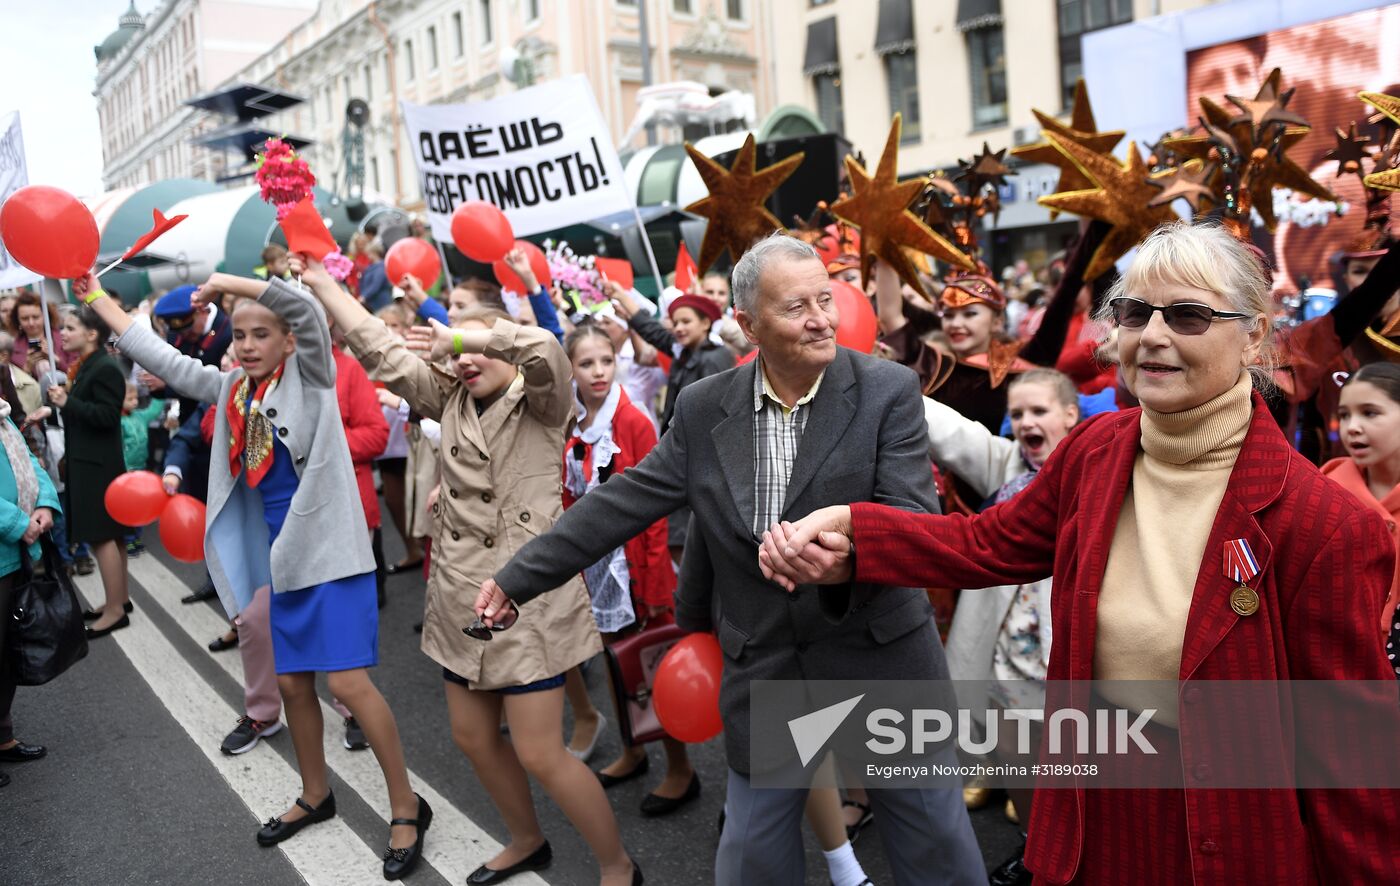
left=823, top=841, right=867, bottom=886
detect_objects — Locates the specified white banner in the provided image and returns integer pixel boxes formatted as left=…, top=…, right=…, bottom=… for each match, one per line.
left=0, top=112, right=41, bottom=289
left=401, top=75, right=633, bottom=241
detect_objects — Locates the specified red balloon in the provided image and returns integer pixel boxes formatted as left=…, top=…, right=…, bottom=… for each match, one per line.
left=385, top=236, right=442, bottom=290
left=830, top=278, right=878, bottom=354
left=491, top=240, right=551, bottom=294
left=104, top=471, right=170, bottom=527
left=451, top=201, right=515, bottom=262
left=159, top=494, right=207, bottom=563
left=0, top=185, right=100, bottom=279
left=652, top=634, right=724, bottom=743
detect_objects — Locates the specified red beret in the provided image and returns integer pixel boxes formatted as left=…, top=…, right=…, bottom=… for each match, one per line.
left=668, top=293, right=723, bottom=323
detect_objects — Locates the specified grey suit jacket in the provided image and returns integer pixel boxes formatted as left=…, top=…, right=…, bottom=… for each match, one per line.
left=114, top=279, right=375, bottom=617
left=495, top=348, right=947, bottom=773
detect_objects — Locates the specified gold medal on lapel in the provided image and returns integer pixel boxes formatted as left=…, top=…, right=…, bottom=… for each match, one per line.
left=1229, top=585, right=1260, bottom=617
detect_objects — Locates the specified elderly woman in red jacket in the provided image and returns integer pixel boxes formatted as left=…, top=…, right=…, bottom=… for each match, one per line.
left=761, top=222, right=1400, bottom=884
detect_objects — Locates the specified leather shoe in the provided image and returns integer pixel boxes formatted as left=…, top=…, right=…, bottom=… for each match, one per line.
left=82, top=601, right=133, bottom=621
left=208, top=633, right=239, bottom=652
left=988, top=847, right=1033, bottom=886
left=466, top=840, right=552, bottom=883
left=631, top=862, right=644, bottom=885
left=0, top=741, right=46, bottom=763
left=257, top=792, right=336, bottom=846
left=385, top=559, right=423, bottom=575
left=382, top=793, right=432, bottom=880
left=639, top=771, right=700, bottom=817
left=181, top=584, right=217, bottom=605
left=85, top=614, right=130, bottom=639
left=595, top=753, right=649, bottom=789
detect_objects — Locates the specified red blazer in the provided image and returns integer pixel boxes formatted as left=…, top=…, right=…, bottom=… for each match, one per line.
left=333, top=349, right=389, bottom=531
left=562, top=387, right=674, bottom=610
left=852, top=393, right=1400, bottom=885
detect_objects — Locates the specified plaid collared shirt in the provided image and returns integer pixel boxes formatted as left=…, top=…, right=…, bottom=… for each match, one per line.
left=752, top=360, right=824, bottom=537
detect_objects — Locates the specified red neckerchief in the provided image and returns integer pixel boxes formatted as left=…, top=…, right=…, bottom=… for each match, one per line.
left=65, top=351, right=91, bottom=384
left=225, top=362, right=286, bottom=487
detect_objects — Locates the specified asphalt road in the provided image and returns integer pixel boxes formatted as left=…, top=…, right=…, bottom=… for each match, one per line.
left=6, top=521, right=1023, bottom=885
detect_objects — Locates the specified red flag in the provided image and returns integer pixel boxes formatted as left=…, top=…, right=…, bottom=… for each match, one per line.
left=594, top=256, right=634, bottom=290
left=674, top=242, right=697, bottom=292
left=279, top=197, right=337, bottom=259
left=121, top=208, right=188, bottom=261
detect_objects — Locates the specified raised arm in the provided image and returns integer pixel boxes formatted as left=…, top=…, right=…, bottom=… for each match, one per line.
left=255, top=277, right=336, bottom=389
left=923, top=395, right=1022, bottom=499
left=1020, top=220, right=1109, bottom=367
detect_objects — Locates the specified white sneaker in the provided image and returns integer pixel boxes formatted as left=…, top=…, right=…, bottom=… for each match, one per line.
left=568, top=714, right=606, bottom=761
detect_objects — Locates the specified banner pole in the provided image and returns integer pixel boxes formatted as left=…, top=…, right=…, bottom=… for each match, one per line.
left=629, top=204, right=665, bottom=298
left=434, top=239, right=454, bottom=289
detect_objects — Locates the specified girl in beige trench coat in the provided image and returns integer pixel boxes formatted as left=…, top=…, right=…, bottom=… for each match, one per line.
left=291, top=255, right=639, bottom=886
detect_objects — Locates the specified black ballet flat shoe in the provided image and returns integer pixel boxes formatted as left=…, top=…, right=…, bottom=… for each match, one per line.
left=633, top=863, right=644, bottom=886
left=385, top=559, right=423, bottom=575
left=0, top=741, right=46, bottom=763
left=595, top=753, right=649, bottom=789
left=85, top=614, right=130, bottom=639
left=639, top=771, right=700, bottom=817
left=82, top=601, right=133, bottom=621
left=465, top=841, right=552, bottom=884
left=208, top=633, right=240, bottom=652
left=256, top=792, right=336, bottom=847
left=382, top=793, right=432, bottom=881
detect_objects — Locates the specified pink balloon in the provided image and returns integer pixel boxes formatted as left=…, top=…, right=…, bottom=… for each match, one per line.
left=0, top=186, right=100, bottom=279
left=451, top=201, right=515, bottom=262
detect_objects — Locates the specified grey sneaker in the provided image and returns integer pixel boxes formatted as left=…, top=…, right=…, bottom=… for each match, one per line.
left=221, top=716, right=282, bottom=755
left=343, top=717, right=369, bottom=751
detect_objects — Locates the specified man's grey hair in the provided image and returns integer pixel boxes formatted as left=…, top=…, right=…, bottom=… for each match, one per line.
left=731, top=232, right=821, bottom=314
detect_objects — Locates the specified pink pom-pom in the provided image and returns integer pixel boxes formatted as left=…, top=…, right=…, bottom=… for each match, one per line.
left=322, top=250, right=354, bottom=282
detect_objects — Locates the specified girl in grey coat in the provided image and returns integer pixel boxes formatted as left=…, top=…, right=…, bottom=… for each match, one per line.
left=75, top=272, right=430, bottom=880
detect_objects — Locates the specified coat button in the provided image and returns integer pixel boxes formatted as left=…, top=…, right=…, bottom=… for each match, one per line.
left=1199, top=840, right=1219, bottom=855
left=451, top=446, right=459, bottom=457
left=449, top=489, right=459, bottom=499
left=296, top=456, right=305, bottom=465
left=483, top=537, right=494, bottom=548
left=451, top=530, right=460, bottom=541
left=266, top=408, right=277, bottom=418
left=481, top=492, right=493, bottom=503
left=1194, top=763, right=1211, bottom=782
left=277, top=427, right=288, bottom=438
left=479, top=452, right=489, bottom=461
left=432, top=504, right=439, bottom=515
left=519, top=512, right=530, bottom=522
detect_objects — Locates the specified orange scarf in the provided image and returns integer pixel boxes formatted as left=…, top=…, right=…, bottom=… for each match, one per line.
left=226, top=363, right=286, bottom=487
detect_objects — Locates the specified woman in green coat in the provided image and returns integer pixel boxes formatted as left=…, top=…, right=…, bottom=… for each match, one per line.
left=47, top=305, right=129, bottom=637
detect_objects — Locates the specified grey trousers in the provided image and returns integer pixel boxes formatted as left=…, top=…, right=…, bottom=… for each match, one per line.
left=0, top=572, right=18, bottom=745
left=715, top=761, right=988, bottom=886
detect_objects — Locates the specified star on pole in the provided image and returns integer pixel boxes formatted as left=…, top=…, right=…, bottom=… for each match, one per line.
left=1037, top=134, right=1178, bottom=281
left=1011, top=79, right=1125, bottom=219
left=683, top=133, right=805, bottom=273
left=829, top=114, right=974, bottom=296
left=1361, top=92, right=1400, bottom=192
left=1147, top=159, right=1217, bottom=213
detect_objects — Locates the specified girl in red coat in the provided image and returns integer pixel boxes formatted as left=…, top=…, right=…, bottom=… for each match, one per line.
left=560, top=323, right=700, bottom=817
left=1323, top=361, right=1400, bottom=674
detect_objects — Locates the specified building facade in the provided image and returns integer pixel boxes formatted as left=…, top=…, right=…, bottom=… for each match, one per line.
left=770, top=0, right=1217, bottom=268
left=93, top=0, right=317, bottom=189
left=228, top=0, right=778, bottom=210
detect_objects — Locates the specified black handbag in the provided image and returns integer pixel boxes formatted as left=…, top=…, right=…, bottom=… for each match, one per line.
left=8, top=535, right=88, bottom=686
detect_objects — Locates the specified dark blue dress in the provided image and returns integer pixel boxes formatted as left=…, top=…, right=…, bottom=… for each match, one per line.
left=257, top=437, right=379, bottom=674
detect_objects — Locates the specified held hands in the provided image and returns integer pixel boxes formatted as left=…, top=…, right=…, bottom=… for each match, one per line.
left=757, top=505, right=856, bottom=592
left=286, top=254, right=333, bottom=291
left=22, top=507, right=53, bottom=545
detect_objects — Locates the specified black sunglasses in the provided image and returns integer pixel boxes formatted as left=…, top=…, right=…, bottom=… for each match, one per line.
left=463, top=600, right=520, bottom=640
left=1108, top=297, right=1250, bottom=336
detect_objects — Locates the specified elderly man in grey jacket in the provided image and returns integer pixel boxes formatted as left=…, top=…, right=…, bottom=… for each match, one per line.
left=477, top=234, right=985, bottom=885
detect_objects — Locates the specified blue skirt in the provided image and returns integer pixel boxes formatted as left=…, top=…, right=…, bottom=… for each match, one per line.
left=269, top=572, right=379, bottom=675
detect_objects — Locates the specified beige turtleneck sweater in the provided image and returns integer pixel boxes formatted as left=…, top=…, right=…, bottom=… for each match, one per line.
left=1094, top=374, right=1254, bottom=719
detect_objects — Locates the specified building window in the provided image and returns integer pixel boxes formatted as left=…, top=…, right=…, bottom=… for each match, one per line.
left=726, top=0, right=744, bottom=20
left=673, top=0, right=692, bottom=12
left=371, top=156, right=380, bottom=192
left=452, top=12, right=464, bottom=56
left=526, top=0, right=541, bottom=22
left=405, top=39, right=415, bottom=80
left=1058, top=0, right=1131, bottom=108
left=364, top=64, right=373, bottom=100
left=427, top=25, right=439, bottom=69
left=966, top=25, right=1007, bottom=128
left=813, top=72, right=843, bottom=135
left=617, top=0, right=637, bottom=6
left=885, top=51, right=920, bottom=142
left=479, top=0, right=493, bottom=45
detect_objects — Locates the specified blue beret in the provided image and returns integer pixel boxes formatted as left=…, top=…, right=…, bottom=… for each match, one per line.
left=154, top=285, right=199, bottom=318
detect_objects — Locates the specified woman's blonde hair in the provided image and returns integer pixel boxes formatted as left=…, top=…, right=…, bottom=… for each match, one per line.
left=451, top=306, right=514, bottom=330
left=1094, top=221, right=1277, bottom=390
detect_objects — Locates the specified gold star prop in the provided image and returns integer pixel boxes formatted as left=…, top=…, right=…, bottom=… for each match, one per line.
left=1226, top=72, right=1307, bottom=134
left=1012, top=79, right=1124, bottom=219
left=830, top=114, right=973, bottom=296
left=683, top=133, right=805, bottom=273
left=1147, top=159, right=1217, bottom=212
left=1325, top=122, right=1373, bottom=178
left=1361, top=92, right=1400, bottom=192
left=1037, top=134, right=1178, bottom=281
